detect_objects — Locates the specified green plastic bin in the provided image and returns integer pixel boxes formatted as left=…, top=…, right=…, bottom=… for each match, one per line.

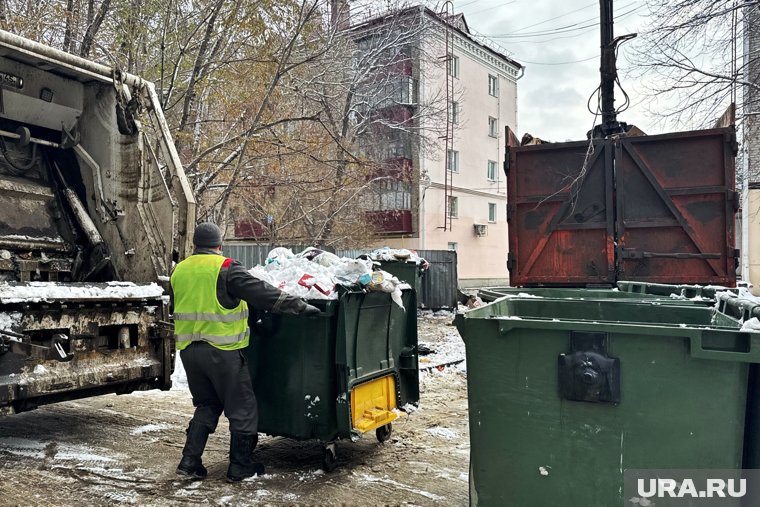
left=477, top=286, right=714, bottom=305
left=479, top=283, right=735, bottom=305
left=247, top=288, right=419, bottom=470
left=455, top=295, right=760, bottom=506
left=617, top=281, right=738, bottom=300
left=379, top=260, right=424, bottom=300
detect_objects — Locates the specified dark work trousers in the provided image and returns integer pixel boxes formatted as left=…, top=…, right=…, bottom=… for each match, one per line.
left=180, top=341, right=258, bottom=435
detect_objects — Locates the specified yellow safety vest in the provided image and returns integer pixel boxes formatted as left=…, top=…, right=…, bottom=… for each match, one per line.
left=171, top=254, right=249, bottom=351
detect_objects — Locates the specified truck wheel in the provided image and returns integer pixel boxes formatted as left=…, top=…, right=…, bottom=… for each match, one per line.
left=376, top=423, right=392, bottom=443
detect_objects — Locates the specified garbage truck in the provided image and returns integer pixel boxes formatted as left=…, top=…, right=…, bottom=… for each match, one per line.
left=0, top=31, right=195, bottom=416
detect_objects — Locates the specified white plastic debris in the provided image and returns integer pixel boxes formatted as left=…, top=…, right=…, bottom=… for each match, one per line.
left=369, top=247, right=429, bottom=269
left=741, top=317, right=760, bottom=332
left=249, top=248, right=408, bottom=308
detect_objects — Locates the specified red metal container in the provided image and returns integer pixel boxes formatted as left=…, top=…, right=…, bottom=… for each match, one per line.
left=506, top=127, right=738, bottom=286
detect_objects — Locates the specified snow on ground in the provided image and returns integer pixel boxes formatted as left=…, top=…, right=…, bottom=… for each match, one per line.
left=417, top=309, right=466, bottom=372
left=0, top=312, right=470, bottom=505
left=130, top=424, right=169, bottom=435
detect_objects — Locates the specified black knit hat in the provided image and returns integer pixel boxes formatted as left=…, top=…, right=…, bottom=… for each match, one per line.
left=193, top=222, right=223, bottom=248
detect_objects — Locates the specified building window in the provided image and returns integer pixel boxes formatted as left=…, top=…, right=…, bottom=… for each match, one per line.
left=447, top=242, right=458, bottom=251
left=382, top=129, right=411, bottom=160
left=447, top=195, right=458, bottom=218
left=376, top=76, right=418, bottom=108
left=448, top=54, right=459, bottom=78
left=450, top=101, right=459, bottom=124
left=488, top=74, right=499, bottom=97
left=487, top=160, right=497, bottom=181
left=368, top=179, right=412, bottom=211
left=488, top=202, right=496, bottom=223
left=447, top=149, right=459, bottom=172
left=488, top=116, right=498, bottom=138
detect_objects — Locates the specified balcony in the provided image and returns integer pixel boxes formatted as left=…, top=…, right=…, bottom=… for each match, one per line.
left=370, top=157, right=413, bottom=181
left=234, top=219, right=269, bottom=239
left=366, top=209, right=413, bottom=234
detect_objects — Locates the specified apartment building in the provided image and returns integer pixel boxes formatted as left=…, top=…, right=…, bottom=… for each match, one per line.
left=359, top=7, right=522, bottom=287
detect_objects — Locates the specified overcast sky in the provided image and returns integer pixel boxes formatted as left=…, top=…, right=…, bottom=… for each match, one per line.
left=453, top=0, right=654, bottom=141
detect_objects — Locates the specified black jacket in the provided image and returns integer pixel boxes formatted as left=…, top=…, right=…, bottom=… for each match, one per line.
left=189, top=249, right=309, bottom=314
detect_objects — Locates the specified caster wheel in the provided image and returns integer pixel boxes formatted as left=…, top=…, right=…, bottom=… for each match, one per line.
left=376, top=423, right=392, bottom=443
left=322, top=444, right=337, bottom=472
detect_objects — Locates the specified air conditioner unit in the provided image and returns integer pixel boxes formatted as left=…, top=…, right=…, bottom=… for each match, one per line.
left=474, top=224, right=487, bottom=237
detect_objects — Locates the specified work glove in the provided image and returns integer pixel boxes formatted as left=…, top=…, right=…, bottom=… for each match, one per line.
left=302, top=304, right=321, bottom=316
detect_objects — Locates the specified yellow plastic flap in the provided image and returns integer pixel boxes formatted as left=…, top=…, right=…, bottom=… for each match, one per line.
left=350, top=374, right=403, bottom=433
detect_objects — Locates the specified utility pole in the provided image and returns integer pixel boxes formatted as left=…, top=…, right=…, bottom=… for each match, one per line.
left=591, top=0, right=636, bottom=138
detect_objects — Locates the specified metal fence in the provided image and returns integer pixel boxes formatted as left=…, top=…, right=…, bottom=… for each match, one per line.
left=223, top=243, right=458, bottom=309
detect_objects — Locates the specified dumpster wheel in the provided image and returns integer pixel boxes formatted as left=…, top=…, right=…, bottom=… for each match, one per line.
left=376, top=423, right=392, bottom=443
left=322, top=443, right=337, bottom=472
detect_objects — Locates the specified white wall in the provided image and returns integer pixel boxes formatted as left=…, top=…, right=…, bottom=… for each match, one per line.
left=387, top=18, right=518, bottom=286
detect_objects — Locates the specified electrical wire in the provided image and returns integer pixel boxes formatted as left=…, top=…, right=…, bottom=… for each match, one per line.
left=514, top=54, right=598, bottom=65
left=487, top=3, right=640, bottom=38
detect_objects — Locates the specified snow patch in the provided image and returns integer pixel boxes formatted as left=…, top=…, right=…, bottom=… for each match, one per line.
left=0, top=311, right=21, bottom=332
left=355, top=472, right=445, bottom=501
left=0, top=281, right=164, bottom=303
left=130, top=424, right=169, bottom=435
left=0, top=437, right=46, bottom=459
left=742, top=317, right=760, bottom=332
left=171, top=353, right=189, bottom=391
left=426, top=426, right=458, bottom=440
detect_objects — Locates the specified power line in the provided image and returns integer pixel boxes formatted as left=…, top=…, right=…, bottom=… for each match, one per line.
left=508, top=0, right=599, bottom=34
left=514, top=55, right=598, bottom=65
left=455, top=0, right=494, bottom=9
left=494, top=6, right=642, bottom=43
left=487, top=4, right=641, bottom=38
left=468, top=0, right=517, bottom=16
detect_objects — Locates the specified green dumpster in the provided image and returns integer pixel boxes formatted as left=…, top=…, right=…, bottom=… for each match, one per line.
left=455, top=295, right=760, bottom=506
left=248, top=288, right=419, bottom=470
left=479, top=282, right=735, bottom=305
left=617, top=281, right=738, bottom=300
left=477, top=286, right=716, bottom=305
left=378, top=260, right=424, bottom=300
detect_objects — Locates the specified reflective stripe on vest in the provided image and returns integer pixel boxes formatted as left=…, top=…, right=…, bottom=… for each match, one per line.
left=173, top=310, right=250, bottom=322
left=175, top=328, right=250, bottom=345
left=171, top=254, right=249, bottom=351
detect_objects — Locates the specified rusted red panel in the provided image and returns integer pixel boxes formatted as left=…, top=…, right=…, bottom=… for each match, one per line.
left=507, top=140, right=615, bottom=286
left=366, top=209, right=413, bottom=234
left=506, top=127, right=737, bottom=286
left=616, top=129, right=737, bottom=285
left=234, top=219, right=269, bottom=239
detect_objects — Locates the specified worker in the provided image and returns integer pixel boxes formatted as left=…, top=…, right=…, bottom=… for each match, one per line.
left=171, top=222, right=320, bottom=482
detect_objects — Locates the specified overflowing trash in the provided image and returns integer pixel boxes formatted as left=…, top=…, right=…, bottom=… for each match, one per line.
left=368, top=247, right=430, bottom=270
left=248, top=247, right=410, bottom=308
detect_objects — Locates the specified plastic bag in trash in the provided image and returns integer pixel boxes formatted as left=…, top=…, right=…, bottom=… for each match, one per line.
left=266, top=247, right=295, bottom=266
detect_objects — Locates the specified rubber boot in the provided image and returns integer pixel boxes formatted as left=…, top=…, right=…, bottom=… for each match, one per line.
left=226, top=432, right=265, bottom=482
left=176, top=422, right=210, bottom=480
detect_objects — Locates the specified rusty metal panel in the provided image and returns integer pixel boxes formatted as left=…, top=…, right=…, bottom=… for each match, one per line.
left=506, top=127, right=737, bottom=287
left=616, top=128, right=737, bottom=284
left=507, top=140, right=615, bottom=286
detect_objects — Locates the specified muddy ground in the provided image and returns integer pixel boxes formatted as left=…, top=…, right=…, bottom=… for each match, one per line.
left=0, top=311, right=469, bottom=506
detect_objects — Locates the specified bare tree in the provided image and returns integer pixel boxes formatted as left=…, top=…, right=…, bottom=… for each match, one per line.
left=627, top=0, right=760, bottom=129
left=224, top=3, right=449, bottom=247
